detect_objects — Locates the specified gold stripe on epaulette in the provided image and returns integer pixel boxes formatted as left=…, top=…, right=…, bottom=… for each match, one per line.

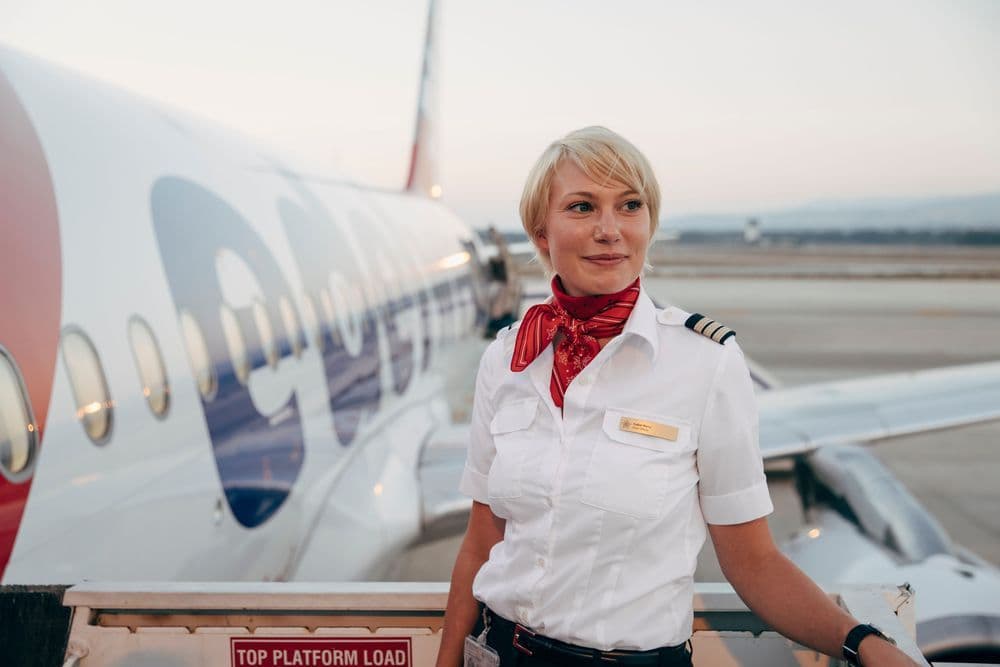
left=684, top=312, right=736, bottom=345
left=710, top=326, right=733, bottom=343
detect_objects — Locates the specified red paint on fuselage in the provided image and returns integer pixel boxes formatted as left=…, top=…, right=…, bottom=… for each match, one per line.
left=0, top=69, right=62, bottom=578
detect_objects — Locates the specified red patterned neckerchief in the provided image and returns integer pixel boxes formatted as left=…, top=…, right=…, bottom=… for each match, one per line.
left=511, top=276, right=641, bottom=408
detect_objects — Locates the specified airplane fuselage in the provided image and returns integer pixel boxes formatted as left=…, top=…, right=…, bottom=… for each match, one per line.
left=0, top=46, right=484, bottom=583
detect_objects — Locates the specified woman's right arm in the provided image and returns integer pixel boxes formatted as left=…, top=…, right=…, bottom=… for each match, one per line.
left=435, top=501, right=506, bottom=667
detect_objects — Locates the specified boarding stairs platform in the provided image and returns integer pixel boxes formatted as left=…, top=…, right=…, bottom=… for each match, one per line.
left=39, top=582, right=945, bottom=666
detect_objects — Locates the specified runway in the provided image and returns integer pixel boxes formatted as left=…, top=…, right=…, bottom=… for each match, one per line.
left=391, top=256, right=1000, bottom=582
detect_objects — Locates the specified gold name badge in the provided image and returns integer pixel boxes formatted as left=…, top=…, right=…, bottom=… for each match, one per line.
left=619, top=417, right=678, bottom=441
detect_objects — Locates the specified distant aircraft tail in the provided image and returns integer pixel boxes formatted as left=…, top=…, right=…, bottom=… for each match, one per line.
left=405, top=0, right=441, bottom=199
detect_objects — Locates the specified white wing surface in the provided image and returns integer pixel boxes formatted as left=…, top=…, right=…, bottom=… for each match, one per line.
left=414, top=361, right=1000, bottom=541
left=758, top=361, right=1000, bottom=459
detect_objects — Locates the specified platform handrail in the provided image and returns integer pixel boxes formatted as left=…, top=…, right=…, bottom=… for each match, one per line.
left=60, top=581, right=929, bottom=666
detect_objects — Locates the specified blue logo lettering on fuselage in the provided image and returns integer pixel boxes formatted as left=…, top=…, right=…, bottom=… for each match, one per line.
left=152, top=178, right=306, bottom=528
left=277, top=196, right=385, bottom=445
left=151, top=174, right=480, bottom=529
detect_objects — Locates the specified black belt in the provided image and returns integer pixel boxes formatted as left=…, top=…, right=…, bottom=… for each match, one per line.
left=484, top=607, right=690, bottom=667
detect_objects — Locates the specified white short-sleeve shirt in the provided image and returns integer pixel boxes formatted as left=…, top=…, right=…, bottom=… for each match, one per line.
left=459, top=287, right=773, bottom=651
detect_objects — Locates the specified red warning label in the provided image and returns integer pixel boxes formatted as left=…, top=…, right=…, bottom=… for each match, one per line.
left=231, top=637, right=412, bottom=667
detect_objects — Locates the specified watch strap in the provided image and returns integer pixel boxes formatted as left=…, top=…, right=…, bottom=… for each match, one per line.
left=842, top=623, right=891, bottom=666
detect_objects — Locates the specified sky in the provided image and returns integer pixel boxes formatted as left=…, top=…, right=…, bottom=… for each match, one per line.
left=1, top=0, right=998, bottom=229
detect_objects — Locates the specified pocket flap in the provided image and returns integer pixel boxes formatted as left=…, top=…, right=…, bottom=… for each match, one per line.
left=490, top=398, right=540, bottom=435
left=602, top=408, right=689, bottom=451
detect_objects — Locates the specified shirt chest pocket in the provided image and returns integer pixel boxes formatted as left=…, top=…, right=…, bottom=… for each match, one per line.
left=581, top=409, right=693, bottom=519
left=487, top=397, right=540, bottom=500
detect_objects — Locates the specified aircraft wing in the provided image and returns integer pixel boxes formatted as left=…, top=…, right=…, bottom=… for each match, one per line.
left=414, top=361, right=1000, bottom=539
left=757, top=361, right=1000, bottom=459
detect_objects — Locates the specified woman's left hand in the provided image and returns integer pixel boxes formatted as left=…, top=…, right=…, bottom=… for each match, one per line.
left=709, top=519, right=926, bottom=665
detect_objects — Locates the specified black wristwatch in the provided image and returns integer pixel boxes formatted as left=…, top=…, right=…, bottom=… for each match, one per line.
left=842, top=623, right=895, bottom=666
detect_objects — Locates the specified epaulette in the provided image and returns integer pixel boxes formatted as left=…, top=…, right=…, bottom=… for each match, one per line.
left=684, top=313, right=735, bottom=345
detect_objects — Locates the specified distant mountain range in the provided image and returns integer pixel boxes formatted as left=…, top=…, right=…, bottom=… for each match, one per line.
left=664, top=192, right=1000, bottom=232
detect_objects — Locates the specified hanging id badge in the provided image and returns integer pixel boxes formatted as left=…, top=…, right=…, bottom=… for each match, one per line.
left=464, top=608, right=500, bottom=667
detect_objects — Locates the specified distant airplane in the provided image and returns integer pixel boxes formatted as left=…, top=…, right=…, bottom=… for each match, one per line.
left=1, top=1, right=999, bottom=661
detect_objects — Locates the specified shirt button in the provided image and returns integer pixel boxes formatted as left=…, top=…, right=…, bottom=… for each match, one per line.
left=537, top=557, right=545, bottom=567
left=577, top=376, right=592, bottom=386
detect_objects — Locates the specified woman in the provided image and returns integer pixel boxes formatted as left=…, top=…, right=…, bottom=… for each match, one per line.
left=436, top=127, right=917, bottom=667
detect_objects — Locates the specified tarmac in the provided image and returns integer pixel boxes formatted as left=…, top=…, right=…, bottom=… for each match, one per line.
left=390, top=245, right=1000, bottom=582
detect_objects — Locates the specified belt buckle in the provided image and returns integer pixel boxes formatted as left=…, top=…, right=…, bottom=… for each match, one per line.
left=512, top=623, right=536, bottom=656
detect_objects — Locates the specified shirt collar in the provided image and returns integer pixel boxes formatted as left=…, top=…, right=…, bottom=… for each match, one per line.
left=621, top=286, right=659, bottom=360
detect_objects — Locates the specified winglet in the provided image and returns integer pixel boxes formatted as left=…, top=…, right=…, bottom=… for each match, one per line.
left=405, top=0, right=442, bottom=199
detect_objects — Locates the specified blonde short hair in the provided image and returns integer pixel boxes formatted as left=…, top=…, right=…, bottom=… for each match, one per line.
left=519, top=126, right=661, bottom=270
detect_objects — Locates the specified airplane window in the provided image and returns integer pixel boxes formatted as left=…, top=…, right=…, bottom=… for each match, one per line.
left=300, top=294, right=323, bottom=353
left=128, top=317, right=170, bottom=418
left=0, top=347, right=37, bottom=480
left=219, top=305, right=250, bottom=385
left=348, top=285, right=369, bottom=334
left=320, top=287, right=343, bottom=345
left=179, top=310, right=216, bottom=401
left=253, top=300, right=278, bottom=369
left=279, top=296, right=303, bottom=358
left=61, top=328, right=114, bottom=444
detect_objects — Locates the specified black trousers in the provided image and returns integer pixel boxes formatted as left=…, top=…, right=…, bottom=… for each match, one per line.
left=471, top=607, right=693, bottom=667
